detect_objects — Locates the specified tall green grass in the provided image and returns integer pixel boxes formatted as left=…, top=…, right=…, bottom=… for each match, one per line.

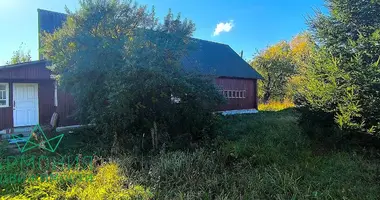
left=121, top=109, right=380, bottom=199
left=2, top=109, right=380, bottom=199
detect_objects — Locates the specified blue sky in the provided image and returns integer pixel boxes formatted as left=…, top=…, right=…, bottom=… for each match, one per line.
left=0, top=0, right=325, bottom=65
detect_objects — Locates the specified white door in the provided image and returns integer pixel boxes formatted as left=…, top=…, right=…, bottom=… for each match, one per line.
left=13, top=83, right=39, bottom=127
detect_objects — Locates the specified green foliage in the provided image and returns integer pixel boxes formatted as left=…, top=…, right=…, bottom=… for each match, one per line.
left=117, top=110, right=380, bottom=199
left=0, top=141, right=8, bottom=157
left=287, top=32, right=315, bottom=100
left=4, top=111, right=380, bottom=199
left=298, top=0, right=380, bottom=137
left=41, top=0, right=224, bottom=153
left=251, top=41, right=296, bottom=102
left=1, top=163, right=153, bottom=200
left=251, top=32, right=314, bottom=103
left=6, top=43, right=31, bottom=65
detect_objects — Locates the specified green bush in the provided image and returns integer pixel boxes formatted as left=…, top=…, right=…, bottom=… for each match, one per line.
left=297, top=106, right=344, bottom=145
left=297, top=0, right=380, bottom=140
left=42, top=0, right=225, bottom=153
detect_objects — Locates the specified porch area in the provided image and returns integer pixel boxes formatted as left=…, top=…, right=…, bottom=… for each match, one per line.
left=0, top=60, right=59, bottom=133
left=0, top=126, right=32, bottom=144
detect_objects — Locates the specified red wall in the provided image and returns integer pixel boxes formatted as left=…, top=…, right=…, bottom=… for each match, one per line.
left=0, top=82, right=78, bottom=131
left=0, top=62, right=51, bottom=80
left=0, top=62, right=54, bottom=131
left=215, top=77, right=258, bottom=111
left=0, top=62, right=79, bottom=131
left=38, top=80, right=56, bottom=125
left=0, top=91, right=12, bottom=131
left=57, top=90, right=77, bottom=126
left=0, top=80, right=56, bottom=131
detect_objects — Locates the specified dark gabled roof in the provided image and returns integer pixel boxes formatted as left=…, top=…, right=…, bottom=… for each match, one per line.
left=183, top=38, right=263, bottom=79
left=0, top=60, right=47, bottom=71
left=37, top=9, right=263, bottom=79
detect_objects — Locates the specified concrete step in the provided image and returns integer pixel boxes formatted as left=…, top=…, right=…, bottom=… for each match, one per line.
left=0, top=126, right=33, bottom=139
left=1, top=132, right=31, bottom=139
left=0, top=126, right=33, bottom=134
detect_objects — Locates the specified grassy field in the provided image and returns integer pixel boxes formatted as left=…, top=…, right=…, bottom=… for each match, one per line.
left=2, top=109, right=380, bottom=199
left=122, top=109, right=380, bottom=199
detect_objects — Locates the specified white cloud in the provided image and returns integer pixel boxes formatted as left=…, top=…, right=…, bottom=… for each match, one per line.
left=213, top=20, right=234, bottom=36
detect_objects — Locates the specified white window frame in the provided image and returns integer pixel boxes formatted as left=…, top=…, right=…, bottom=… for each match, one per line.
left=222, top=90, right=247, bottom=99
left=0, top=83, right=9, bottom=108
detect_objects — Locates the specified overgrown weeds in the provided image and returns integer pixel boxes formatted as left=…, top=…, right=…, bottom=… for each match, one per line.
left=117, top=109, right=380, bottom=199
left=1, top=163, right=152, bottom=199
left=259, top=99, right=295, bottom=111
left=2, top=109, right=380, bottom=199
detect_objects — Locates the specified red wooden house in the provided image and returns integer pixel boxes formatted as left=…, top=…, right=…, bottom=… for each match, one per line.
left=0, top=9, right=262, bottom=132
left=0, top=60, right=76, bottom=133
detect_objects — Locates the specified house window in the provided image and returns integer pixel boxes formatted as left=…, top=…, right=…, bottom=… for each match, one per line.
left=222, top=90, right=246, bottom=99
left=223, top=91, right=228, bottom=98
left=0, top=83, right=9, bottom=108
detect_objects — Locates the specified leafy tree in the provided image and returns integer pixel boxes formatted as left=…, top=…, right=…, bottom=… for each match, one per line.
left=251, top=33, right=315, bottom=103
left=42, top=0, right=224, bottom=153
left=298, top=0, right=380, bottom=138
left=287, top=32, right=315, bottom=101
left=251, top=41, right=296, bottom=103
left=7, top=43, right=31, bottom=64
left=289, top=32, right=314, bottom=72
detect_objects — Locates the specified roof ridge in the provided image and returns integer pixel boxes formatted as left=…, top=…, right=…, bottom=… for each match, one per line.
left=0, top=60, right=47, bottom=69
left=37, top=9, right=231, bottom=48
left=191, top=38, right=229, bottom=46
left=37, top=8, right=66, bottom=16
left=37, top=9, right=263, bottom=79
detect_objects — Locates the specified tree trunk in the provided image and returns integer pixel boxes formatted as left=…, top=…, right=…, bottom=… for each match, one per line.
left=111, top=131, right=120, bottom=155
left=263, top=91, right=271, bottom=104
left=264, top=74, right=272, bottom=104
left=151, top=121, right=158, bottom=150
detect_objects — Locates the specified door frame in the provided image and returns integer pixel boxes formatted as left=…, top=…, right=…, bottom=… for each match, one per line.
left=12, top=83, right=39, bottom=127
